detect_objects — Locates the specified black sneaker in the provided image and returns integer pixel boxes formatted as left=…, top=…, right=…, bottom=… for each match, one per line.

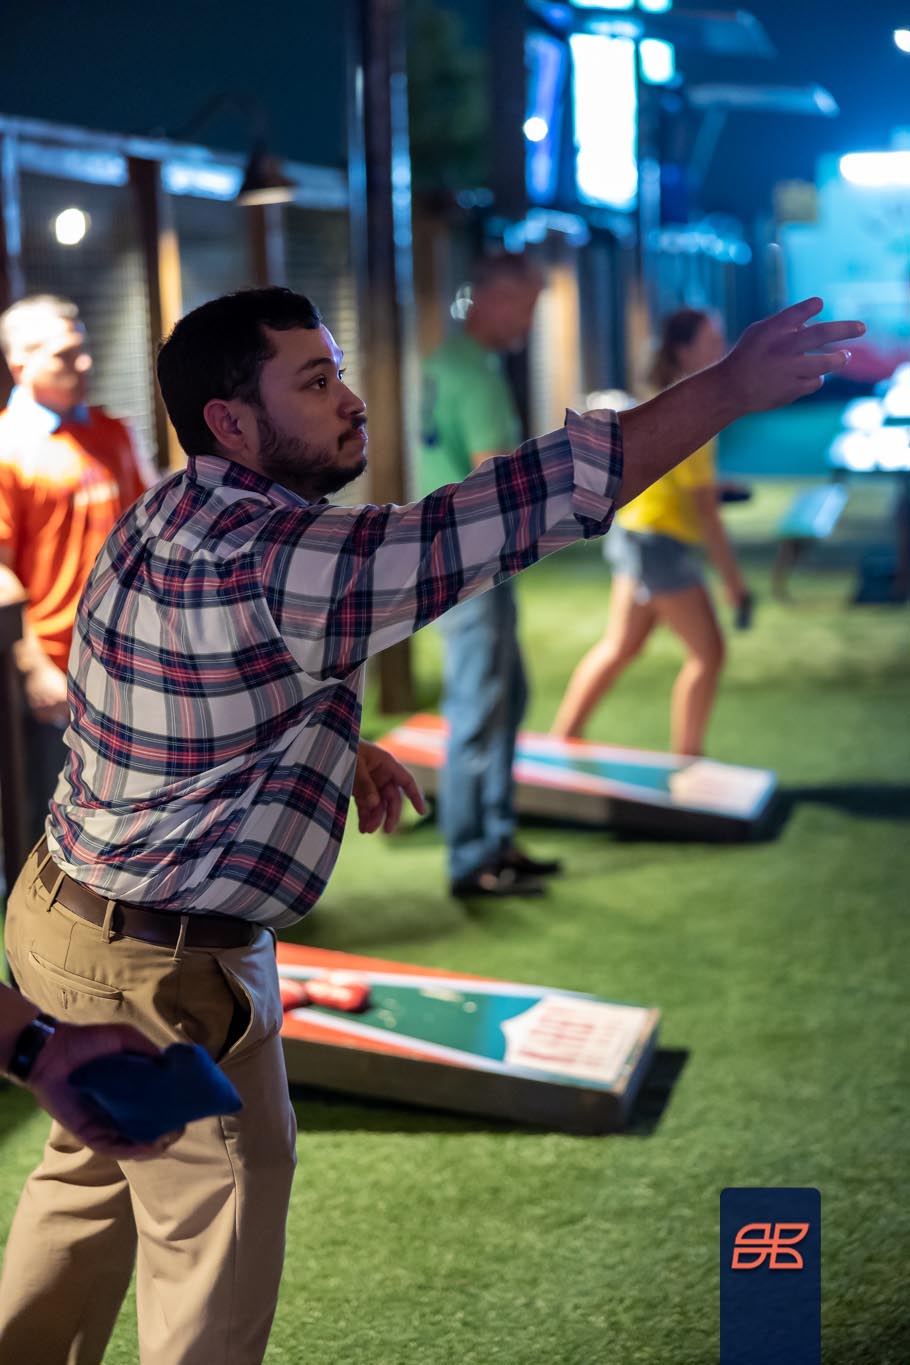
left=450, top=864, right=546, bottom=899
left=497, top=844, right=563, bottom=878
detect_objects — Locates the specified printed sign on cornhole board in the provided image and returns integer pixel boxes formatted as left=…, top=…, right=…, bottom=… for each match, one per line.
left=380, top=714, right=777, bottom=840
left=277, top=943, right=659, bottom=1133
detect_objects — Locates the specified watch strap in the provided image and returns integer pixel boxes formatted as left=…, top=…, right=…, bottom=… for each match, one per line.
left=7, top=1013, right=57, bottom=1082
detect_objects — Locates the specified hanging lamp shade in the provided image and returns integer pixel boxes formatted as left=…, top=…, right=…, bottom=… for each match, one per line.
left=236, top=142, right=296, bottom=206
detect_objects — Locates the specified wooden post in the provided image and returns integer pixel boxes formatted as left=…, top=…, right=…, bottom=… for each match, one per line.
left=489, top=0, right=528, bottom=223
left=0, top=134, right=24, bottom=311
left=634, top=45, right=660, bottom=352
left=346, top=0, right=415, bottom=713
left=0, top=599, right=28, bottom=892
left=489, top=0, right=534, bottom=439
left=128, top=157, right=184, bottom=472
left=249, top=203, right=288, bottom=287
left=0, top=134, right=24, bottom=405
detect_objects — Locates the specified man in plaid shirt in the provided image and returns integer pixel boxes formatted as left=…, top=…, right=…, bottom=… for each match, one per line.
left=0, top=287, right=862, bottom=1364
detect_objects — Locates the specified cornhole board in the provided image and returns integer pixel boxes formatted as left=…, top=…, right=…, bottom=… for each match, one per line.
left=380, top=713, right=777, bottom=840
left=278, top=943, right=659, bottom=1134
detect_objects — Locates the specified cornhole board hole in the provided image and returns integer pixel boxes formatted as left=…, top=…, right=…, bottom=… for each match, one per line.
left=380, top=714, right=777, bottom=841
left=278, top=943, right=659, bottom=1134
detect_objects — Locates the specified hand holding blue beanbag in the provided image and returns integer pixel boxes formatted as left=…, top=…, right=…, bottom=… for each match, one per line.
left=70, top=1043, right=243, bottom=1144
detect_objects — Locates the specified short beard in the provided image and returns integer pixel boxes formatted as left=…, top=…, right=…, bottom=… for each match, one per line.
left=254, top=409, right=366, bottom=500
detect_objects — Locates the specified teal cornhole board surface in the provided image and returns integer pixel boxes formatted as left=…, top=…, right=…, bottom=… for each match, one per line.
left=278, top=943, right=660, bottom=1133
left=380, top=715, right=778, bottom=841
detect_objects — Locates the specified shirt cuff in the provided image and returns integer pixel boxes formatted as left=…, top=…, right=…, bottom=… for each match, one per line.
left=565, top=407, right=624, bottom=536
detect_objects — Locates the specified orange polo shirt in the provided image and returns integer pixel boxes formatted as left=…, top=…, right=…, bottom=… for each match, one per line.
left=0, top=394, right=153, bottom=668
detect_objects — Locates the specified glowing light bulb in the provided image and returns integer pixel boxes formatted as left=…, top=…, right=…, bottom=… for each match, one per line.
left=54, top=208, right=88, bottom=246
left=523, top=117, right=549, bottom=143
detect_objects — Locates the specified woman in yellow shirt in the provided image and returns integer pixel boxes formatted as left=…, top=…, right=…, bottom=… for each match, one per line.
left=552, top=308, right=749, bottom=756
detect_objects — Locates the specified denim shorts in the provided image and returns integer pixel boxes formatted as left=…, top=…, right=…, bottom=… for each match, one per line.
left=604, top=525, right=705, bottom=602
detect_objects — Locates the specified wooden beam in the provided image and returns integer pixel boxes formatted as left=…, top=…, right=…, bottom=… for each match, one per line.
left=346, top=0, right=416, bottom=713
left=489, top=0, right=527, bottom=221
left=128, top=157, right=184, bottom=472
left=0, top=599, right=28, bottom=892
left=248, top=203, right=288, bottom=287
left=0, top=134, right=24, bottom=311
left=0, top=134, right=24, bottom=406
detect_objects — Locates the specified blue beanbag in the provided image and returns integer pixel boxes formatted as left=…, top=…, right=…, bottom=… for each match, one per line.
left=70, top=1043, right=243, bottom=1143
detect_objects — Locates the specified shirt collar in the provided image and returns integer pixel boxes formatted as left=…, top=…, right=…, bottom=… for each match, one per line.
left=7, top=385, right=90, bottom=433
left=187, top=453, right=317, bottom=507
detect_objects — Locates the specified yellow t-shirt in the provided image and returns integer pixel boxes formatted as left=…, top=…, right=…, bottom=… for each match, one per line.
left=617, top=439, right=716, bottom=545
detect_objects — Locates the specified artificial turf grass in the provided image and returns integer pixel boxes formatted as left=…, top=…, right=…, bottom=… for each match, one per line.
left=1, top=519, right=908, bottom=1363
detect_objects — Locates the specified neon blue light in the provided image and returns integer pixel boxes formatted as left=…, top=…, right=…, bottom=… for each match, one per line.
left=570, top=33, right=637, bottom=210
left=525, top=32, right=567, bottom=205
left=640, top=38, right=675, bottom=84
left=162, top=161, right=242, bottom=200
left=639, top=0, right=672, bottom=11
left=840, top=151, right=910, bottom=187
left=570, top=0, right=634, bottom=8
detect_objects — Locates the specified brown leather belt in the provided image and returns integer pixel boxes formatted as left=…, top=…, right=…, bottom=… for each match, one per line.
left=37, top=847, right=258, bottom=950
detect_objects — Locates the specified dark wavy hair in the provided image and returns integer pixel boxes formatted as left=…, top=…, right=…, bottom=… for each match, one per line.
left=648, top=308, right=711, bottom=392
left=157, top=287, right=322, bottom=456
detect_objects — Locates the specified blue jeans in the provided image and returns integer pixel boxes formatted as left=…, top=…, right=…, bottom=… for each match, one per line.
left=436, top=581, right=528, bottom=881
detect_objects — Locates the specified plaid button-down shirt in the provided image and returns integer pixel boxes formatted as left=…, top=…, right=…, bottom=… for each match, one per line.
left=46, top=409, right=623, bottom=927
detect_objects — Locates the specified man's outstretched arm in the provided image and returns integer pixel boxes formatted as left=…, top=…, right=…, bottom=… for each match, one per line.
left=268, top=298, right=863, bottom=679
left=616, top=298, right=863, bottom=506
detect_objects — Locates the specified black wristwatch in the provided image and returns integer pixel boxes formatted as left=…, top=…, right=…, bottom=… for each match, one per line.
left=7, top=1013, right=57, bottom=1082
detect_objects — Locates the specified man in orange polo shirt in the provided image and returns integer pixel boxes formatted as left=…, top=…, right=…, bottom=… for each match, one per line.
left=0, top=295, right=155, bottom=844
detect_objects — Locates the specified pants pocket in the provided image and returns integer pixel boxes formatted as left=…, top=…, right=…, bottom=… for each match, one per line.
left=213, top=934, right=283, bottom=1063
left=214, top=964, right=254, bottom=1062
left=24, top=950, right=124, bottom=1017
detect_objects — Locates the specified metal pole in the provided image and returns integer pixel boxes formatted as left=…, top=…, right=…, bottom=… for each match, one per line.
left=346, top=0, right=415, bottom=713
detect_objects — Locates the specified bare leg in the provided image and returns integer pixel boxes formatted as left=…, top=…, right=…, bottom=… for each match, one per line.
left=551, top=576, right=656, bottom=738
left=771, top=537, right=808, bottom=601
left=652, top=584, right=725, bottom=756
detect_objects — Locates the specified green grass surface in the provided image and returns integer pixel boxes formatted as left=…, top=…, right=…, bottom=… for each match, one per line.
left=2, top=483, right=909, bottom=1362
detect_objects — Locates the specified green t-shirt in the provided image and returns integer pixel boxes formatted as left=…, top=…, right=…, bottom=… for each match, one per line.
left=418, top=331, right=521, bottom=497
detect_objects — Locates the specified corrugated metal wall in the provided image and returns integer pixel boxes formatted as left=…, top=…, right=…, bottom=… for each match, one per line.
left=284, top=207, right=362, bottom=401
left=284, top=206, right=366, bottom=502
left=173, top=194, right=254, bottom=316
left=19, top=172, right=156, bottom=455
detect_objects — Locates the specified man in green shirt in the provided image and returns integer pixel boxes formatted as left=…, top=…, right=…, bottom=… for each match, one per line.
left=419, top=253, right=561, bottom=897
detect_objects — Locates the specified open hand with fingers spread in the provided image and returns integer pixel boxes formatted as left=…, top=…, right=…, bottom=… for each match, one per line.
left=718, top=297, right=865, bottom=413
left=616, top=299, right=867, bottom=510
left=353, top=739, right=427, bottom=834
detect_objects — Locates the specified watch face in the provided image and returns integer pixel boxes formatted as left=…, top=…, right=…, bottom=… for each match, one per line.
left=8, top=1017, right=55, bottom=1082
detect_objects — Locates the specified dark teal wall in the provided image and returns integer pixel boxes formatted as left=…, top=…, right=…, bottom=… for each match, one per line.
left=4, top=0, right=906, bottom=220
left=0, top=0, right=348, bottom=167
left=685, top=0, right=910, bottom=219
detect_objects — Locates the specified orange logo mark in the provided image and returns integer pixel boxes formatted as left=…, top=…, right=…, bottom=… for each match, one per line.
left=731, top=1222, right=810, bottom=1270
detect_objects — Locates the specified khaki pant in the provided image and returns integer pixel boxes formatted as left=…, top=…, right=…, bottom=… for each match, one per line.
left=0, top=843, right=298, bottom=1365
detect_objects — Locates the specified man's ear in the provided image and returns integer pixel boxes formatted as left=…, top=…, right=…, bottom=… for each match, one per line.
left=202, top=399, right=249, bottom=453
